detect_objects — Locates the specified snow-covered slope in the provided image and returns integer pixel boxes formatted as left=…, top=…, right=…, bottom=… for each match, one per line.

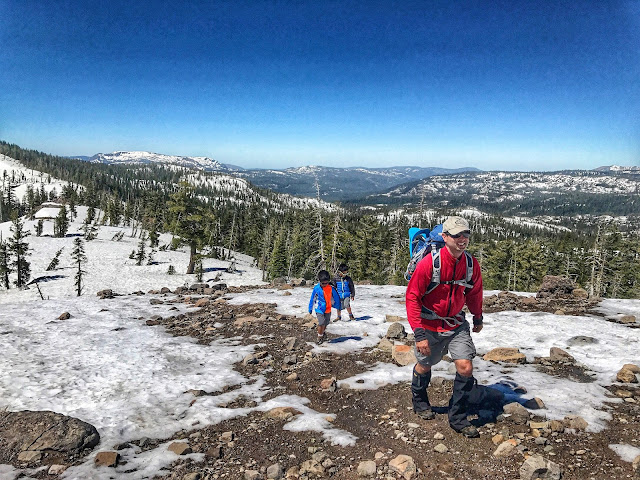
left=85, top=151, right=236, bottom=172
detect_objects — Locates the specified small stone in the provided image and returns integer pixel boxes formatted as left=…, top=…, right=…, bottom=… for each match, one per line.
left=433, top=443, right=448, bottom=453
left=433, top=432, right=445, bottom=440
left=493, top=440, right=517, bottom=457
left=388, top=454, right=416, bottom=480
left=17, top=450, right=41, bottom=463
left=168, top=442, right=192, bottom=455
left=205, top=445, right=222, bottom=458
left=266, top=463, right=283, bottom=479
left=357, top=460, right=377, bottom=477
left=95, top=451, right=120, bottom=467
left=183, top=473, right=202, bottom=480
left=48, top=465, right=68, bottom=475
left=58, top=312, right=71, bottom=320
left=244, top=470, right=261, bottom=480
left=220, top=431, right=234, bottom=442
left=492, top=434, right=504, bottom=445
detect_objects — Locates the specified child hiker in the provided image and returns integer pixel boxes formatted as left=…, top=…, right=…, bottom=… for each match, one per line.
left=332, top=263, right=356, bottom=321
left=308, top=270, right=340, bottom=344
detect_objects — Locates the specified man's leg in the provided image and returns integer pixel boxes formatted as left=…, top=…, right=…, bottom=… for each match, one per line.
left=412, top=362, right=435, bottom=420
left=446, top=324, right=480, bottom=438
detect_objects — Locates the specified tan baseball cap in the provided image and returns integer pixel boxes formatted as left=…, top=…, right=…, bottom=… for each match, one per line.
left=442, top=216, right=470, bottom=235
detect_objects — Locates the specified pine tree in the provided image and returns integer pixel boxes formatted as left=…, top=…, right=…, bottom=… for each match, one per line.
left=267, top=227, right=288, bottom=279
left=167, top=182, right=214, bottom=274
left=46, top=247, right=64, bottom=271
left=135, top=232, right=147, bottom=266
left=0, top=239, right=11, bottom=289
left=71, top=237, right=87, bottom=296
left=7, top=214, right=31, bottom=287
left=54, top=206, right=69, bottom=238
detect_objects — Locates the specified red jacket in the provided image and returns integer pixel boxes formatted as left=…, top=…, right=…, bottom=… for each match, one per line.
left=406, top=247, right=483, bottom=333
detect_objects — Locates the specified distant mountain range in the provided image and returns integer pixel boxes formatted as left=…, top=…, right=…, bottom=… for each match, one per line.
left=360, top=169, right=640, bottom=217
left=74, top=151, right=639, bottom=204
left=74, top=151, right=480, bottom=200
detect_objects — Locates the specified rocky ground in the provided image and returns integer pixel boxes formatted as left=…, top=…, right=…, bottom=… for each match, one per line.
left=3, top=277, right=640, bottom=480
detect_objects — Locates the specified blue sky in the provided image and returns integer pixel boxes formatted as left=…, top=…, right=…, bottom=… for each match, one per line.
left=1, top=1, right=639, bottom=170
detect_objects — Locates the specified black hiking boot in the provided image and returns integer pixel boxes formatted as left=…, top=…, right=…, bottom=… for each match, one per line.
left=317, top=334, right=325, bottom=345
left=456, top=425, right=480, bottom=438
left=415, top=409, right=436, bottom=420
left=349, top=314, right=355, bottom=321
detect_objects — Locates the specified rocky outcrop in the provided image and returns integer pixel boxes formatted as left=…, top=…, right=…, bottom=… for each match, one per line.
left=0, top=410, right=99, bottom=464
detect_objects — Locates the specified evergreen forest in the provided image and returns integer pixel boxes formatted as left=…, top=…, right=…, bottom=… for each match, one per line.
left=1, top=140, right=638, bottom=299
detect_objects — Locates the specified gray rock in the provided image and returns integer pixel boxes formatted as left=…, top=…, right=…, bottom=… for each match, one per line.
left=386, top=323, right=407, bottom=340
left=503, top=402, right=530, bottom=424
left=567, top=336, right=598, bottom=346
left=0, top=410, right=99, bottom=457
left=357, top=460, right=377, bottom=477
left=266, top=463, right=283, bottom=479
left=519, top=454, right=562, bottom=480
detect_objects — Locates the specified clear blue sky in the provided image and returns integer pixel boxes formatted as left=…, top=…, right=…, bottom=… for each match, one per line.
left=1, top=0, right=639, bottom=170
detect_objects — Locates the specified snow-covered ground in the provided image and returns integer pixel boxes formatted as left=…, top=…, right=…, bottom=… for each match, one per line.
left=0, top=209, right=639, bottom=479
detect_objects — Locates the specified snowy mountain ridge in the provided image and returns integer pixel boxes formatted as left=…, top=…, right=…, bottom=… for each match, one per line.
left=84, top=151, right=236, bottom=171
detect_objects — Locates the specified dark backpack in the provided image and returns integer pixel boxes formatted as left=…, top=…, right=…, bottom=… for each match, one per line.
left=405, top=224, right=474, bottom=294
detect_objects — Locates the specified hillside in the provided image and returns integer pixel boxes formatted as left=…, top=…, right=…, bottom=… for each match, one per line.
left=0, top=214, right=639, bottom=480
left=359, top=170, right=640, bottom=218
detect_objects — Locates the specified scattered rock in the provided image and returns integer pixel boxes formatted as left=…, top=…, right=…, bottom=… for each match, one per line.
left=265, top=407, right=300, bottom=421
left=357, top=460, right=377, bottom=477
left=433, top=443, right=448, bottom=453
left=392, top=344, right=417, bottom=366
left=48, top=464, right=68, bottom=475
left=385, top=314, right=406, bottom=322
left=563, top=415, right=588, bottom=431
left=493, top=440, right=518, bottom=457
left=388, top=454, right=416, bottom=480
left=17, top=450, right=41, bottom=463
left=617, top=367, right=638, bottom=383
left=549, top=347, right=575, bottom=363
left=266, top=463, right=283, bottom=479
left=377, top=337, right=394, bottom=352
left=519, top=454, right=562, bottom=480
left=320, top=377, right=337, bottom=392
left=168, top=442, right=192, bottom=455
left=194, top=297, right=209, bottom=307
left=503, top=402, right=530, bottom=424
left=386, top=322, right=407, bottom=339
left=483, top=347, right=527, bottom=364
left=94, top=451, right=119, bottom=467
left=58, top=312, right=71, bottom=320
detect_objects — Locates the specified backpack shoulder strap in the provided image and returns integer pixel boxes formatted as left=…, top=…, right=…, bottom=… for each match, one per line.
left=425, top=250, right=441, bottom=294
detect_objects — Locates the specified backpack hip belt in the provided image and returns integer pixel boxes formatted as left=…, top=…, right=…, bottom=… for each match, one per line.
left=420, top=307, right=465, bottom=329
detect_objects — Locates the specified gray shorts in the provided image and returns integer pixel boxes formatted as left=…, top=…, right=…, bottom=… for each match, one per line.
left=414, top=321, right=476, bottom=367
left=316, top=313, right=331, bottom=326
left=339, top=297, right=351, bottom=309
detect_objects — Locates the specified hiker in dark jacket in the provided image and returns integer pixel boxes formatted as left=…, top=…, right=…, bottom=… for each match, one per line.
left=405, top=216, right=484, bottom=438
left=331, top=263, right=356, bottom=321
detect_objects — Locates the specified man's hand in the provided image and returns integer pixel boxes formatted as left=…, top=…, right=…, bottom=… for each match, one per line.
left=416, top=339, right=431, bottom=356
left=472, top=324, right=483, bottom=333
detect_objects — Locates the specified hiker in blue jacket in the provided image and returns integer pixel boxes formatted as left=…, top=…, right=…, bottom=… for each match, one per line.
left=331, top=263, right=356, bottom=321
left=308, top=270, right=341, bottom=344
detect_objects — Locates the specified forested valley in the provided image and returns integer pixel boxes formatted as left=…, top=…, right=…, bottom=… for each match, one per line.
left=1, top=140, right=638, bottom=299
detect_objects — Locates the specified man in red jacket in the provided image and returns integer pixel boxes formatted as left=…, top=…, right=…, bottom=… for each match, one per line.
left=405, top=216, right=484, bottom=438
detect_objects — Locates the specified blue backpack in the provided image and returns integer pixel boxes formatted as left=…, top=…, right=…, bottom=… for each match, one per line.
left=404, top=225, right=474, bottom=294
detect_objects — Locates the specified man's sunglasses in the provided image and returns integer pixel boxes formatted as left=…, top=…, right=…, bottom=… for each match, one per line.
left=447, top=231, right=471, bottom=239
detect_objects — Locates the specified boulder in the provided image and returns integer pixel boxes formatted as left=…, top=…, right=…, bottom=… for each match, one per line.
left=0, top=410, right=99, bottom=459
left=264, top=407, right=300, bottom=421
left=563, top=415, right=588, bottom=431
left=377, top=338, right=393, bottom=352
left=483, top=347, right=527, bottom=364
left=616, top=367, right=638, bottom=383
left=357, top=460, right=377, bottom=477
left=58, top=312, right=71, bottom=320
left=386, top=322, right=406, bottom=340
left=385, top=314, right=406, bottom=322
